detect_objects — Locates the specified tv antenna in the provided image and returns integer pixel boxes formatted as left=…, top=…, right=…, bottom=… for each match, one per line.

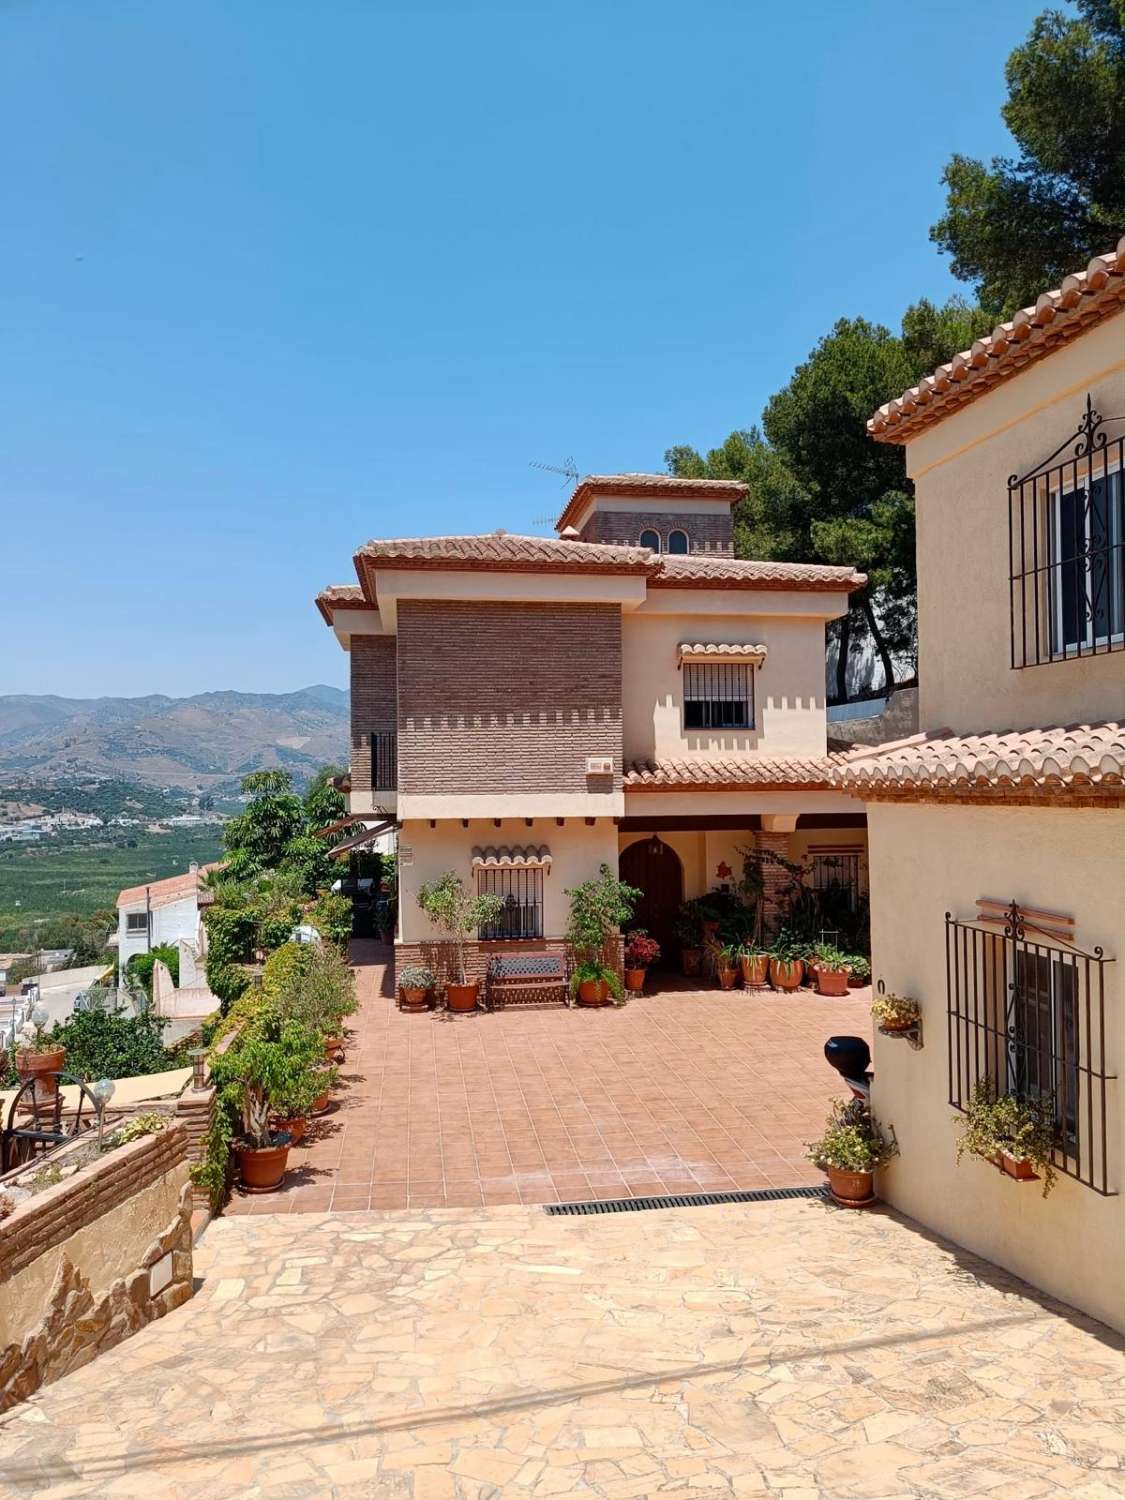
left=529, top=456, right=579, bottom=486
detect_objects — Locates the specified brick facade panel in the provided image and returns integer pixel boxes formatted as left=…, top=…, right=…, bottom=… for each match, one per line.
left=350, top=636, right=397, bottom=792
left=396, top=600, right=623, bottom=795
left=581, top=509, right=733, bottom=555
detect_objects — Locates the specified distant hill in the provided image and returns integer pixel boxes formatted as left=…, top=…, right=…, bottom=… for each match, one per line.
left=0, top=687, right=349, bottom=792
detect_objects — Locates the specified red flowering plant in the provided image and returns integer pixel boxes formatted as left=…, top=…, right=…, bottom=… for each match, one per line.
left=623, top=932, right=661, bottom=969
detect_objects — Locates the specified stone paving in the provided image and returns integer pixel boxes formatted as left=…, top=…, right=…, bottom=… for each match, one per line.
left=4, top=1199, right=1125, bottom=1497
left=228, top=942, right=873, bottom=1213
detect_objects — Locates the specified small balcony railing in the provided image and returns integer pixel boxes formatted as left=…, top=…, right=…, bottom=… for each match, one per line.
left=371, top=731, right=397, bottom=792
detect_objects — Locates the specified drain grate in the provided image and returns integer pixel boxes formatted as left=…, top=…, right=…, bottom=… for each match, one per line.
left=544, top=1184, right=828, bottom=1216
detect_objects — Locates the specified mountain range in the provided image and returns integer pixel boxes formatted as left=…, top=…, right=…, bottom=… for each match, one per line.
left=0, top=687, right=349, bottom=792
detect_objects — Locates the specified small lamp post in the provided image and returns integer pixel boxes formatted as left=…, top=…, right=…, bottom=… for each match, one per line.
left=30, top=1004, right=49, bottom=1035
left=188, top=1046, right=208, bottom=1091
left=91, top=1077, right=116, bottom=1148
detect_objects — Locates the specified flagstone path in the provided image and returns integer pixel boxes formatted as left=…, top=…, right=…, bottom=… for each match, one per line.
left=4, top=1198, right=1125, bottom=1497
left=227, top=942, right=873, bottom=1213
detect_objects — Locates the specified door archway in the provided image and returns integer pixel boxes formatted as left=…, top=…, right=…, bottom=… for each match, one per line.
left=619, top=836, right=684, bottom=965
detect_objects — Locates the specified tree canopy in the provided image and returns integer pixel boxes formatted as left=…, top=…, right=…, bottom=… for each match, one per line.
left=931, top=0, right=1125, bottom=316
left=667, top=298, right=991, bottom=696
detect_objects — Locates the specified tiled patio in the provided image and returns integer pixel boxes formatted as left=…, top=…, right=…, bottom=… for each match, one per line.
left=6, top=1199, right=1125, bottom=1496
left=227, top=941, right=872, bottom=1214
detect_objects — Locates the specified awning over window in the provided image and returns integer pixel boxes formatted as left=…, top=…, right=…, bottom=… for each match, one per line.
left=470, top=844, right=552, bottom=870
left=678, top=642, right=767, bottom=665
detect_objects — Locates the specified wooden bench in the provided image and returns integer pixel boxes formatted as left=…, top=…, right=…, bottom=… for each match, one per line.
left=485, top=954, right=569, bottom=1011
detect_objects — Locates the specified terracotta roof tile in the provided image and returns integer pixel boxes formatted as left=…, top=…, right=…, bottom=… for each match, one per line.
left=652, top=555, right=865, bottom=592
left=315, top=584, right=372, bottom=624
left=869, top=237, right=1125, bottom=443
left=116, top=863, right=221, bottom=910
left=470, top=844, right=553, bottom=868
left=625, top=756, right=846, bottom=790
left=557, top=473, right=747, bottom=532
left=837, top=721, right=1125, bottom=800
left=678, top=642, right=768, bottom=662
left=356, top=533, right=655, bottom=573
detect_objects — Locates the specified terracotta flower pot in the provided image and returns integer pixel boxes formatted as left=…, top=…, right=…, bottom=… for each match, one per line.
left=847, top=972, right=867, bottom=989
left=401, top=986, right=430, bottom=1012
left=16, top=1047, right=66, bottom=1108
left=717, top=967, right=738, bottom=991
left=769, top=957, right=804, bottom=991
left=272, top=1115, right=307, bottom=1144
left=624, top=967, right=646, bottom=992
left=879, top=1015, right=918, bottom=1033
left=739, top=954, right=769, bottom=988
left=311, top=1089, right=332, bottom=1114
left=681, top=948, right=702, bottom=977
left=445, top=982, right=480, bottom=1013
left=992, top=1149, right=1039, bottom=1182
left=236, top=1141, right=290, bottom=1192
left=322, top=1036, right=343, bottom=1060
left=813, top=967, right=850, bottom=997
left=826, top=1165, right=875, bottom=1207
left=577, top=979, right=610, bottom=1006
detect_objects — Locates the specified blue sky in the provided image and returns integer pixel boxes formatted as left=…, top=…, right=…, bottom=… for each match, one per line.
left=3, top=0, right=1045, bottom=697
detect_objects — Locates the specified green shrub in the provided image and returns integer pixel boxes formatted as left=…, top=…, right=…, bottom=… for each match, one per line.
left=306, top=890, right=352, bottom=949
left=47, top=1008, right=181, bottom=1082
left=125, top=944, right=180, bottom=997
left=806, top=1099, right=897, bottom=1173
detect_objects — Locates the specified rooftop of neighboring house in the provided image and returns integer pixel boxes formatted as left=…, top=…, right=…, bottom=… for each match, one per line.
left=869, top=236, right=1125, bottom=443
left=116, top=862, right=222, bottom=911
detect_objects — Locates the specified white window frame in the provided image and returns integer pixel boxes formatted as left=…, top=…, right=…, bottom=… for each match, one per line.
left=124, top=911, right=149, bottom=934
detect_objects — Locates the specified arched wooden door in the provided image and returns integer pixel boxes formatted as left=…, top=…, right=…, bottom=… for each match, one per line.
left=619, top=837, right=684, bottom=965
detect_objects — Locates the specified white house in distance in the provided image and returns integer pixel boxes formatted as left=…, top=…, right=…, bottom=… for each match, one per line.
left=115, top=863, right=219, bottom=970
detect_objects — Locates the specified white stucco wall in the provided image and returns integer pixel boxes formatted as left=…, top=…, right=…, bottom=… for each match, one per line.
left=117, top=894, right=202, bottom=970
left=868, top=800, right=1125, bottom=1333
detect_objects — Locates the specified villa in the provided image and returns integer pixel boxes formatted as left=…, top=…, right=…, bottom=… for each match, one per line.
left=317, top=474, right=869, bottom=984
left=846, top=236, right=1125, bottom=1333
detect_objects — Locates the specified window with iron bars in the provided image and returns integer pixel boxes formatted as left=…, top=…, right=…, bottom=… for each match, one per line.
left=371, top=731, right=397, bottom=791
left=682, top=661, right=753, bottom=730
left=1009, top=394, right=1125, bottom=668
left=476, top=867, right=544, bottom=941
left=945, top=900, right=1116, bottom=1195
left=809, top=849, right=863, bottom=912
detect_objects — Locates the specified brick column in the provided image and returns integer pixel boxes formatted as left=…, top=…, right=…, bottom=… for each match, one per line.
left=755, top=816, right=798, bottom=937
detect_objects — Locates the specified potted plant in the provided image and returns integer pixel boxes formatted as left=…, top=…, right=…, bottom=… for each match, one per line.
left=623, top=931, right=660, bottom=992
left=675, top=903, right=704, bottom=976
left=14, top=1010, right=66, bottom=1107
left=570, top=958, right=625, bottom=1007
left=738, top=944, right=770, bottom=989
left=847, top=954, right=871, bottom=988
left=210, top=1018, right=322, bottom=1192
left=806, top=1097, right=897, bottom=1207
left=416, top=872, right=506, bottom=1011
left=807, top=943, right=853, bottom=996
left=565, top=864, right=640, bottom=1002
left=870, top=991, right=920, bottom=1032
left=768, top=932, right=805, bottom=992
left=955, top=1080, right=1057, bottom=1195
left=262, top=941, right=358, bottom=1058
left=399, top=963, right=435, bottom=1012
left=714, top=944, right=739, bottom=990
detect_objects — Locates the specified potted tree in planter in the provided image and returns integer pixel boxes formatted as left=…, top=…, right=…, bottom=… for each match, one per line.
left=713, top=944, right=739, bottom=990
left=416, top=872, right=505, bottom=1012
left=807, top=943, right=853, bottom=996
left=806, top=1097, right=897, bottom=1207
left=675, top=902, right=704, bottom=977
left=263, top=941, right=358, bottom=1061
left=623, top=932, right=660, bottom=993
left=565, top=864, right=640, bottom=1007
left=768, top=931, right=805, bottom=992
left=955, top=1080, right=1057, bottom=1195
left=210, top=1017, right=323, bottom=1192
left=399, top=963, right=435, bottom=1012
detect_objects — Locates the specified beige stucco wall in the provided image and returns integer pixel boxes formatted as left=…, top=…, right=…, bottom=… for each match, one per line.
left=904, top=309, right=1125, bottom=735
left=0, top=1162, right=188, bottom=1348
left=398, top=818, right=619, bottom=943
left=622, top=605, right=840, bottom=764
left=867, top=800, right=1125, bottom=1333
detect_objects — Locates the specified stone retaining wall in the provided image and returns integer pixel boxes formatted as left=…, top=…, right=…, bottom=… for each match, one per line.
left=0, top=1123, right=193, bottom=1411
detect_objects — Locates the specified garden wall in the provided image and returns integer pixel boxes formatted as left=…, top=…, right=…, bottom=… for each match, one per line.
left=0, top=1123, right=193, bottom=1411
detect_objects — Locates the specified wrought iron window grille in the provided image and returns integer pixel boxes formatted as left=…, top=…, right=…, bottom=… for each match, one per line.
left=946, top=899, right=1117, bottom=1195
left=1009, top=394, right=1125, bottom=668
left=682, top=661, right=753, bottom=731
left=477, top=867, right=544, bottom=941
left=371, top=731, right=397, bottom=791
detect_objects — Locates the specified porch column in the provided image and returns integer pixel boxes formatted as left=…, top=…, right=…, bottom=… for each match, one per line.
left=756, top=815, right=798, bottom=933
